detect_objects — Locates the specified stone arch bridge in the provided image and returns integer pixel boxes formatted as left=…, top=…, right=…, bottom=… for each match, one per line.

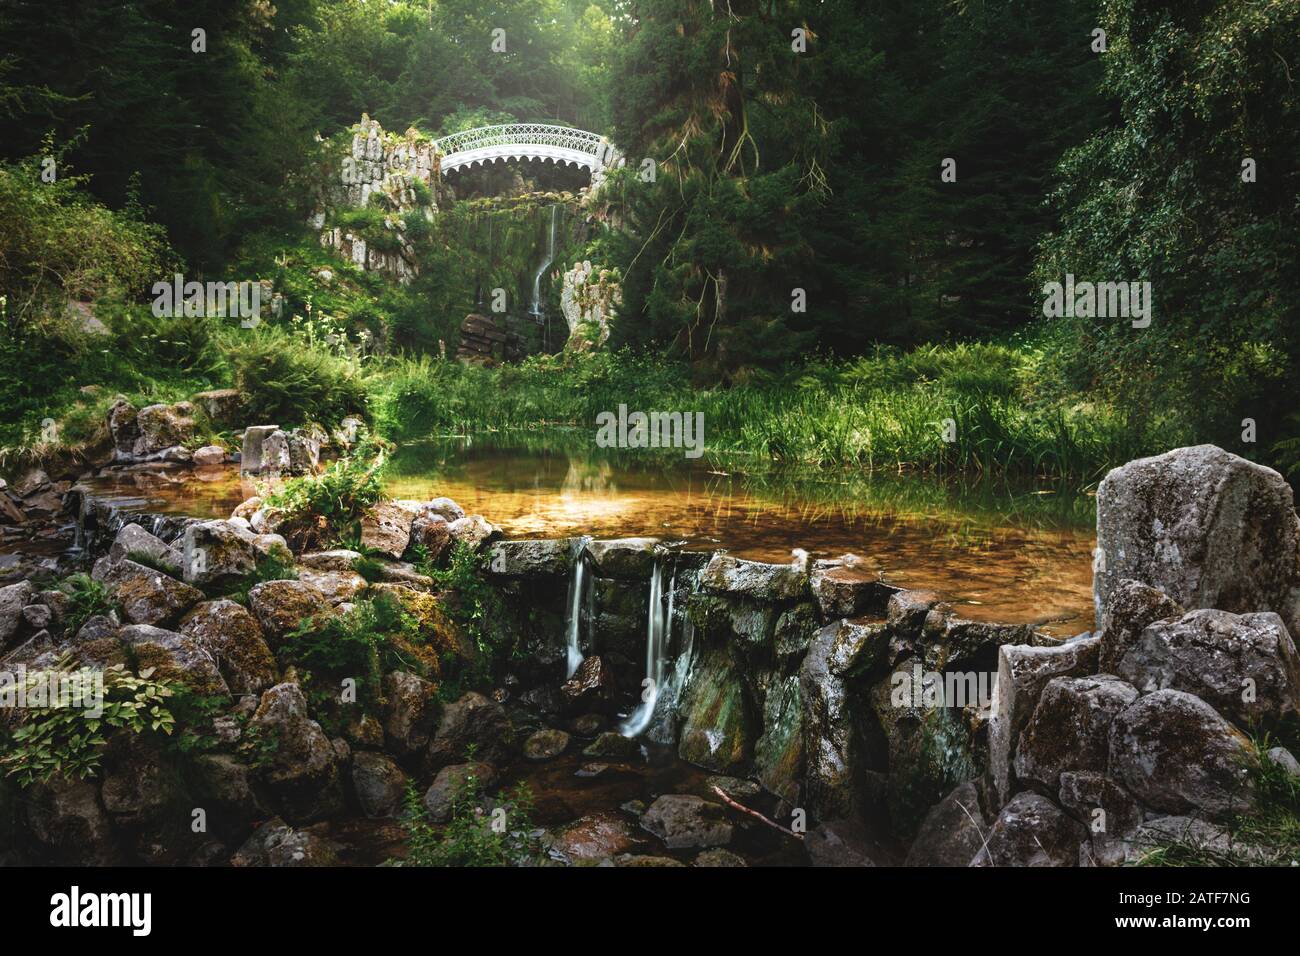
left=432, top=124, right=621, bottom=185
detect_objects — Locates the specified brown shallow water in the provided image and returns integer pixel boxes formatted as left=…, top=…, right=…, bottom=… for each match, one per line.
left=78, top=433, right=1098, bottom=635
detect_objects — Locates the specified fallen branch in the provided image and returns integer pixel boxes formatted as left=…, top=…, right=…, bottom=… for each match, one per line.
left=710, top=785, right=803, bottom=840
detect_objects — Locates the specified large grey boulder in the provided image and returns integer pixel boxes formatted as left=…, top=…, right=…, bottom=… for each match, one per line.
left=1058, top=771, right=1143, bottom=867
left=426, top=691, right=513, bottom=771
left=118, top=624, right=228, bottom=696
left=584, top=537, right=658, bottom=578
left=247, top=579, right=328, bottom=644
left=987, top=636, right=1100, bottom=805
left=488, top=539, right=572, bottom=576
left=230, top=817, right=341, bottom=867
left=969, top=792, right=1086, bottom=867
left=350, top=752, right=407, bottom=818
left=382, top=670, right=439, bottom=759
left=905, top=780, right=991, bottom=867
left=249, top=682, right=344, bottom=823
left=182, top=519, right=289, bottom=588
left=1094, top=445, right=1300, bottom=637
left=423, top=762, right=496, bottom=823
left=1098, top=578, right=1184, bottom=673
left=809, top=558, right=894, bottom=620
left=1115, top=608, right=1300, bottom=724
left=700, top=553, right=808, bottom=601
left=359, top=502, right=414, bottom=559
left=0, top=581, right=34, bottom=649
left=179, top=599, right=278, bottom=694
left=640, top=794, right=733, bottom=849
left=133, top=402, right=195, bottom=457
left=1014, top=675, right=1139, bottom=793
left=108, top=523, right=182, bottom=572
left=93, top=559, right=203, bottom=627
left=1108, top=689, right=1255, bottom=819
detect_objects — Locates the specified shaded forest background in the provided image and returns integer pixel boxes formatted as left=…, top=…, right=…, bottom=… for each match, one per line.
left=1, top=0, right=1297, bottom=475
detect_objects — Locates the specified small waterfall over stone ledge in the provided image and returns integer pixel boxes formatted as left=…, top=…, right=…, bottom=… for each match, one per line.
left=563, top=535, right=593, bottom=678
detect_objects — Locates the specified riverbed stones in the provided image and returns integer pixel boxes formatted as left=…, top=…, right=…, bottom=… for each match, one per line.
left=1114, top=608, right=1300, bottom=724
left=96, top=560, right=203, bottom=627
left=582, top=731, right=640, bottom=759
left=551, top=811, right=645, bottom=861
left=523, top=728, right=570, bottom=760
left=250, top=682, right=344, bottom=823
left=1013, top=675, right=1139, bottom=793
left=247, top=579, right=328, bottom=643
left=192, top=445, right=226, bottom=467
left=700, top=553, right=808, bottom=601
left=230, top=817, right=341, bottom=867
left=804, top=817, right=886, bottom=866
left=488, top=538, right=572, bottom=576
left=426, top=690, right=513, bottom=771
left=1094, top=444, right=1300, bottom=637
left=350, top=752, right=407, bottom=818
left=640, top=794, right=733, bottom=849
left=1108, top=689, right=1255, bottom=818
left=988, top=635, right=1101, bottom=805
left=968, top=793, right=1083, bottom=867
left=179, top=599, right=277, bottom=694
left=905, top=780, right=990, bottom=867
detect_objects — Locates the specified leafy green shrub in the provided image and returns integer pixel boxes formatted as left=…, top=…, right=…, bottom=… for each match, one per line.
left=0, top=660, right=175, bottom=787
left=58, top=573, right=117, bottom=636
left=264, top=434, right=388, bottom=547
left=222, top=325, right=366, bottom=429
left=395, top=772, right=539, bottom=867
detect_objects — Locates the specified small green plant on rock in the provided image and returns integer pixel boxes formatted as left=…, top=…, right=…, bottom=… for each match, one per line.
left=395, top=771, right=539, bottom=867
left=58, top=573, right=117, bottom=636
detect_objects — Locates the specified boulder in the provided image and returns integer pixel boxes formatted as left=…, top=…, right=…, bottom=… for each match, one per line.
left=810, top=558, right=893, bottom=619
left=24, top=774, right=119, bottom=865
left=700, top=553, right=808, bottom=601
left=640, top=794, right=733, bottom=849
left=582, top=732, right=641, bottom=759
left=260, top=429, right=320, bottom=476
left=118, top=624, right=228, bottom=696
left=584, top=538, right=658, bottom=578
left=133, top=402, right=195, bottom=457
left=350, top=752, right=407, bottom=818
left=0, top=581, right=34, bottom=648
left=106, top=399, right=140, bottom=456
left=296, top=567, right=368, bottom=605
left=806, top=817, right=888, bottom=867
left=523, top=728, right=570, bottom=761
left=424, top=498, right=466, bottom=522
left=190, top=752, right=267, bottom=829
left=1013, top=675, right=1139, bottom=793
left=447, top=514, right=499, bottom=552
left=107, top=523, right=183, bottom=572
left=230, top=818, right=341, bottom=867
left=1098, top=578, right=1184, bottom=673
left=99, top=733, right=184, bottom=828
left=192, top=445, right=226, bottom=467
left=409, top=513, right=453, bottom=564
left=179, top=600, right=277, bottom=694
left=560, top=654, right=619, bottom=716
left=488, top=538, right=572, bottom=576
left=1058, top=771, right=1143, bottom=867
left=427, top=691, right=513, bottom=771
left=247, top=579, right=328, bottom=643
left=381, top=670, right=439, bottom=758
left=182, top=519, right=265, bottom=588
left=694, top=848, right=748, bottom=867
left=905, top=780, right=991, bottom=867
left=677, top=648, right=751, bottom=775
left=422, top=762, right=497, bottom=823
left=753, top=673, right=804, bottom=804
left=551, top=811, right=645, bottom=861
left=359, top=502, right=414, bottom=559
left=94, top=559, right=203, bottom=627
left=240, top=425, right=280, bottom=475
left=249, top=682, right=344, bottom=823
left=1115, top=609, right=1300, bottom=724
left=1109, top=689, right=1256, bottom=818
left=988, top=636, right=1100, bottom=805
left=298, top=550, right=362, bottom=572
left=1094, top=445, right=1300, bottom=638
left=886, top=589, right=941, bottom=636
left=192, top=388, right=243, bottom=426
left=970, top=792, right=1086, bottom=867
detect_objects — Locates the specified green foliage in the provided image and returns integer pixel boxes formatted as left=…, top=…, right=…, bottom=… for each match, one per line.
left=224, top=325, right=367, bottom=430
left=58, top=573, right=117, bottom=636
left=213, top=553, right=299, bottom=606
left=396, top=771, right=539, bottom=867
left=422, top=542, right=509, bottom=663
left=0, top=660, right=175, bottom=788
left=264, top=434, right=388, bottom=548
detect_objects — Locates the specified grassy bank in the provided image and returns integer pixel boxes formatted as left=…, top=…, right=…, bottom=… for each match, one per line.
left=370, top=331, right=1187, bottom=483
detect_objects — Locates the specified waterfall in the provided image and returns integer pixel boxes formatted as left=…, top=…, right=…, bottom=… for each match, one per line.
left=620, top=555, right=675, bottom=737
left=529, top=204, right=558, bottom=317
left=564, top=535, right=592, bottom=678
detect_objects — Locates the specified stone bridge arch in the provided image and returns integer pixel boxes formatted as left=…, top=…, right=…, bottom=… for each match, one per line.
left=433, top=123, right=621, bottom=185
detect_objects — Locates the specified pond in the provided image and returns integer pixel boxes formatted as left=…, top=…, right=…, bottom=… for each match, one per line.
left=80, top=430, right=1099, bottom=635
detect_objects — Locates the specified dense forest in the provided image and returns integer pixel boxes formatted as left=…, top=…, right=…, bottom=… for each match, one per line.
left=1, top=0, right=1297, bottom=480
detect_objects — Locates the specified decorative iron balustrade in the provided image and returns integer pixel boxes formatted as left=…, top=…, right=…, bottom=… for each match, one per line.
left=433, top=124, right=606, bottom=160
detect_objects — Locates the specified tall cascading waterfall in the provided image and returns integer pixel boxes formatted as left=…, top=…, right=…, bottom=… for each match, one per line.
left=620, top=554, right=673, bottom=737
left=529, top=204, right=559, bottom=318
left=564, top=535, right=593, bottom=678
